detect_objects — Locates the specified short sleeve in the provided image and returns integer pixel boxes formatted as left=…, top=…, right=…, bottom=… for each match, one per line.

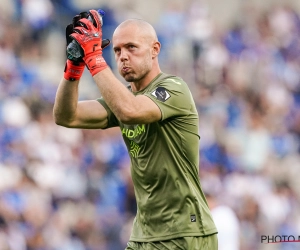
left=97, top=97, right=119, bottom=128
left=144, top=78, right=196, bottom=121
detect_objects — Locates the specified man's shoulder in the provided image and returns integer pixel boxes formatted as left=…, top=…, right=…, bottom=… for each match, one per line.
left=157, top=72, right=185, bottom=84
left=144, top=73, right=195, bottom=106
left=151, top=73, right=188, bottom=92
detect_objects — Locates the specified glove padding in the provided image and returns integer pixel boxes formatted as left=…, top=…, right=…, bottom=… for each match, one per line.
left=64, top=10, right=110, bottom=80
left=70, top=9, right=108, bottom=76
left=66, top=11, right=110, bottom=63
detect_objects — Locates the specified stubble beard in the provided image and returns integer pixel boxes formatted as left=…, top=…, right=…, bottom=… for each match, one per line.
left=123, top=73, right=137, bottom=82
left=122, top=56, right=152, bottom=83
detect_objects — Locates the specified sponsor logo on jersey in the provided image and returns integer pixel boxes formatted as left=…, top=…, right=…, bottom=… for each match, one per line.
left=122, top=124, right=145, bottom=139
left=151, top=87, right=170, bottom=102
left=122, top=125, right=145, bottom=158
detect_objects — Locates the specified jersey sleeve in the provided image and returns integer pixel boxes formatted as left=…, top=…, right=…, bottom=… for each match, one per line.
left=144, top=78, right=196, bottom=121
left=96, top=97, right=119, bottom=128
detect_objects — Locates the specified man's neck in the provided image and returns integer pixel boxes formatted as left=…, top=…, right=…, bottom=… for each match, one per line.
left=131, top=69, right=161, bottom=92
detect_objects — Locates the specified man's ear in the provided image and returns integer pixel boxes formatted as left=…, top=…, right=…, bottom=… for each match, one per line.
left=152, top=41, right=161, bottom=59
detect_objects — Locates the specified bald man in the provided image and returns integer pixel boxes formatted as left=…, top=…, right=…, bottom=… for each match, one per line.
left=54, top=10, right=218, bottom=250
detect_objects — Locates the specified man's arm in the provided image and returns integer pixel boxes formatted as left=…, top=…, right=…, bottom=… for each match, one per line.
left=53, top=77, right=108, bottom=129
left=69, top=10, right=162, bottom=125
left=53, top=11, right=108, bottom=129
left=93, top=69, right=161, bottom=125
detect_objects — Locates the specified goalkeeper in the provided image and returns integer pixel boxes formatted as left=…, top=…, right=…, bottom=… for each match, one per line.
left=53, top=9, right=218, bottom=250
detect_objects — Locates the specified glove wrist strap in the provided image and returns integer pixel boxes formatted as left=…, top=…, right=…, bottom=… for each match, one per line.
left=64, top=60, right=85, bottom=81
left=84, top=53, right=108, bottom=76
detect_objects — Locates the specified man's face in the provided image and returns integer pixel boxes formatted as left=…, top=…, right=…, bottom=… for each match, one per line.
left=112, top=25, right=153, bottom=83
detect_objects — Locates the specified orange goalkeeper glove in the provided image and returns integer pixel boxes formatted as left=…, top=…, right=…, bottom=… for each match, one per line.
left=70, top=9, right=108, bottom=77
left=64, top=10, right=110, bottom=80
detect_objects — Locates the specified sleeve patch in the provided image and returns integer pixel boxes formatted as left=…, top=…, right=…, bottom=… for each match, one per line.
left=151, top=87, right=170, bottom=102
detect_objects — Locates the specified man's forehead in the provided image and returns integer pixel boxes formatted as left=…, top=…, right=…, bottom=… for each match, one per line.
left=113, top=27, right=145, bottom=46
left=113, top=34, right=139, bottom=47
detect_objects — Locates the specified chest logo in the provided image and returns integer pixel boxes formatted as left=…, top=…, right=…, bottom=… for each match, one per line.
left=151, top=87, right=170, bottom=102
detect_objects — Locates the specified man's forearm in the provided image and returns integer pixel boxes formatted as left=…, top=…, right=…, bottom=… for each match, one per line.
left=93, top=67, right=162, bottom=124
left=93, top=68, right=135, bottom=122
left=53, top=78, right=80, bottom=126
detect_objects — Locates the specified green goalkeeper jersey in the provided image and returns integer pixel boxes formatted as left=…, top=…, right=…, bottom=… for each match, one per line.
left=97, top=72, right=217, bottom=242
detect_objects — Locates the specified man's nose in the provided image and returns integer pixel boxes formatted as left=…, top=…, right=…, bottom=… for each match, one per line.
left=120, top=50, right=128, bottom=61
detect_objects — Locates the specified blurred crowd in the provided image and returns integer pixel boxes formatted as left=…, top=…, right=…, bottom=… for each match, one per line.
left=0, top=0, right=300, bottom=249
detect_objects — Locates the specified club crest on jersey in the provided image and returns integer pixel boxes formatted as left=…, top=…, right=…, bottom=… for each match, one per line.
left=151, top=87, right=170, bottom=102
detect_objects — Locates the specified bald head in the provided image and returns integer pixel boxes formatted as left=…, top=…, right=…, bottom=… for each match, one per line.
left=113, top=19, right=158, bottom=44
left=112, top=19, right=161, bottom=87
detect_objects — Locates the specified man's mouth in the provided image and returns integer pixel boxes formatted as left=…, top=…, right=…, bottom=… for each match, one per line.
left=122, top=66, right=131, bottom=73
